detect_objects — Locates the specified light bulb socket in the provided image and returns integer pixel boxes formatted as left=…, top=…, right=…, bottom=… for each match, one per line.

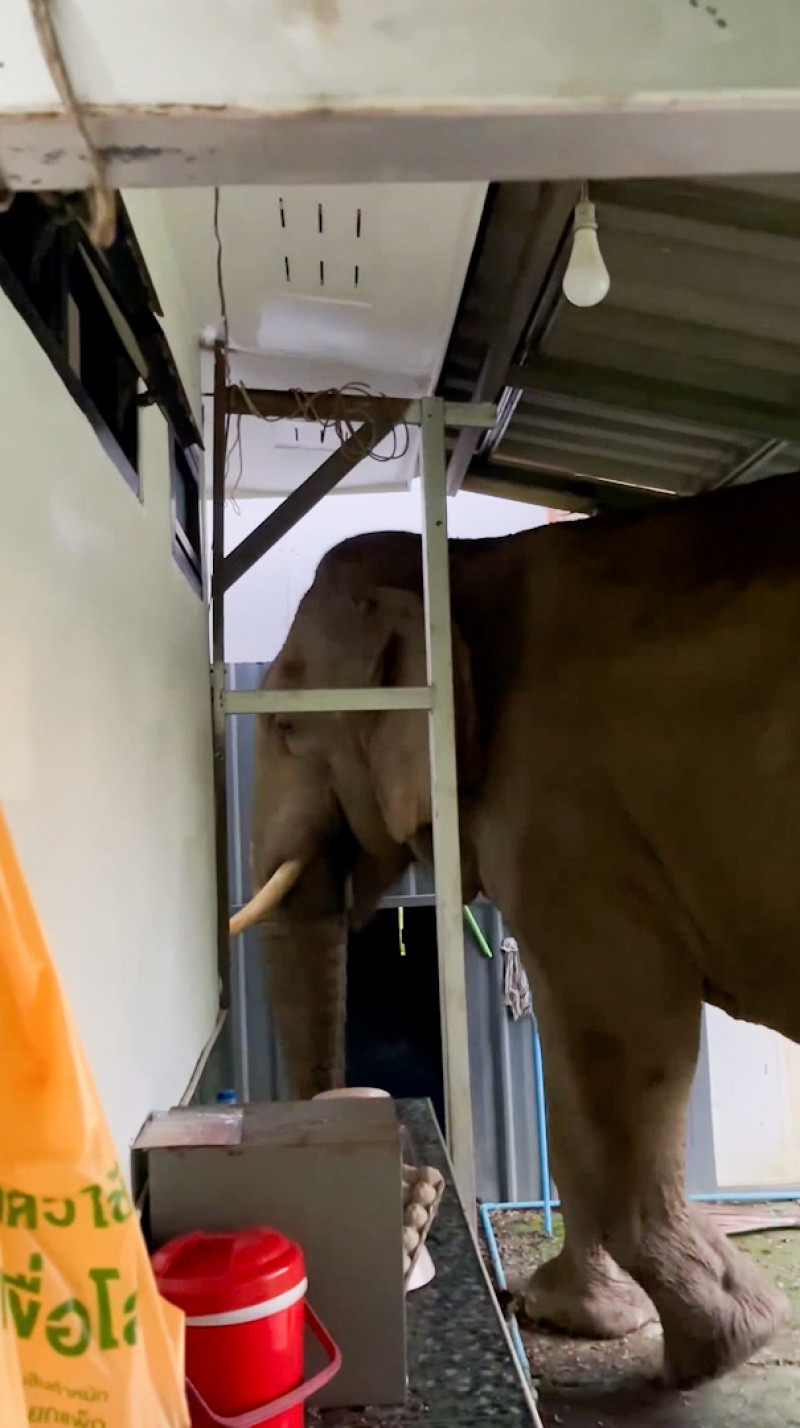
left=573, top=199, right=598, bottom=232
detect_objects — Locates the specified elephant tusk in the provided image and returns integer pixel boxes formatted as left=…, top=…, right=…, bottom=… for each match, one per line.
left=229, top=859, right=304, bottom=937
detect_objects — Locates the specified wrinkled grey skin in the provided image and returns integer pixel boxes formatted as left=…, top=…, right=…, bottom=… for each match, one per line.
left=250, top=472, right=800, bottom=1387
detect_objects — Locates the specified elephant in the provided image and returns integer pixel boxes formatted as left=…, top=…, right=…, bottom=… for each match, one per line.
left=232, top=468, right=800, bottom=1388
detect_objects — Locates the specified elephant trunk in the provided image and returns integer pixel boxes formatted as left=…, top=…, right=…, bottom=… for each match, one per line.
left=260, top=912, right=348, bottom=1099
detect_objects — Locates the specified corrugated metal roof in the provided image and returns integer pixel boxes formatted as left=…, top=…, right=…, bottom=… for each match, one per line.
left=438, top=176, right=800, bottom=513
left=496, top=391, right=759, bottom=496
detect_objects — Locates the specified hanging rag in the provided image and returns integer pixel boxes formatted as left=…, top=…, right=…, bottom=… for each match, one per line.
left=502, top=936, right=533, bottom=1020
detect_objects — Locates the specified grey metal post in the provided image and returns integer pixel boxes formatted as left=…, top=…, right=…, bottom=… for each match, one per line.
left=211, top=342, right=231, bottom=1009
left=226, top=664, right=251, bottom=1103
left=492, top=906, right=519, bottom=1202
left=420, top=397, right=477, bottom=1225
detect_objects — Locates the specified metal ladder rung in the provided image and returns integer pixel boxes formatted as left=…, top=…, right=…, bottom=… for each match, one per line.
left=224, top=686, right=434, bottom=715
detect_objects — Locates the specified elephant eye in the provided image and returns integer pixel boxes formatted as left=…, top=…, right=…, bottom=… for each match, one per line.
left=275, top=715, right=295, bottom=738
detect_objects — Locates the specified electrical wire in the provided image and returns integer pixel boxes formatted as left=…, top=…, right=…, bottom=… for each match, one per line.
left=233, top=378, right=411, bottom=464
left=212, top=186, right=229, bottom=351
left=212, top=186, right=244, bottom=510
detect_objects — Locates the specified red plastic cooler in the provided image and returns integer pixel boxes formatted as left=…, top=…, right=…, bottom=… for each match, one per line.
left=153, top=1227, right=341, bottom=1428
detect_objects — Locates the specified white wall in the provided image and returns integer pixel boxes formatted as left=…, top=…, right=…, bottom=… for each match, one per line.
left=124, top=189, right=203, bottom=418
left=218, top=486, right=548, bottom=663
left=705, top=1006, right=800, bottom=1188
left=0, top=224, right=218, bottom=1172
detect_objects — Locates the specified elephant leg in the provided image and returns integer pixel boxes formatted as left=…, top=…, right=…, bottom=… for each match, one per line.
left=522, top=936, right=788, bottom=1387
left=523, top=977, right=657, bottom=1340
left=524, top=1237, right=657, bottom=1340
left=260, top=915, right=347, bottom=1099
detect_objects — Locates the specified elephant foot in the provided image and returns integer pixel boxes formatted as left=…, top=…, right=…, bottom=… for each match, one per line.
left=656, top=1220, right=789, bottom=1389
left=523, top=1245, right=658, bottom=1339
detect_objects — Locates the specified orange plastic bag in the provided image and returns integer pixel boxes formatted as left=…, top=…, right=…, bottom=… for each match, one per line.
left=0, top=805, right=190, bottom=1427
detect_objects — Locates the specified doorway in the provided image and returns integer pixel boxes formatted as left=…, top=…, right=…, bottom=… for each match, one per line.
left=345, top=906, right=445, bottom=1134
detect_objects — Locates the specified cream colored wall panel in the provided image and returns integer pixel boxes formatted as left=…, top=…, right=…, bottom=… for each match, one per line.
left=0, top=293, right=217, bottom=1174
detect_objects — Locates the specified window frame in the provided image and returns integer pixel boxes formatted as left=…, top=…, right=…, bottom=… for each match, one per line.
left=170, top=433, right=204, bottom=594
left=0, top=212, right=142, bottom=494
left=0, top=193, right=202, bottom=516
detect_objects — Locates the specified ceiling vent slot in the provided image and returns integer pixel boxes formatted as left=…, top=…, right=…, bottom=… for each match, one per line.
left=275, top=191, right=373, bottom=302
left=273, top=421, right=342, bottom=452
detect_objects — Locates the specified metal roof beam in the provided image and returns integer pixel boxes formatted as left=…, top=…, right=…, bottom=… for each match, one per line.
left=509, top=409, right=743, bottom=461
left=709, top=438, right=788, bottom=491
left=9, top=4, right=800, bottom=188
left=217, top=414, right=399, bottom=595
left=224, top=388, right=496, bottom=429
left=545, top=330, right=800, bottom=412
left=465, top=460, right=670, bottom=515
left=508, top=359, right=800, bottom=446
left=552, top=304, right=800, bottom=383
left=494, top=438, right=700, bottom=489
left=591, top=179, right=800, bottom=241
left=445, top=182, right=579, bottom=494
left=218, top=384, right=498, bottom=593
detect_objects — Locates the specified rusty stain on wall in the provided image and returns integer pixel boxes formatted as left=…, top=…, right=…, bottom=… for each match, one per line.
left=312, top=0, right=339, bottom=26
left=279, top=0, right=340, bottom=31
left=100, top=144, right=184, bottom=163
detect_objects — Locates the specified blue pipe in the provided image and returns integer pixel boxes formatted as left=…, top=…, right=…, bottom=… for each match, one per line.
left=531, top=1020, right=553, bottom=1237
left=478, top=1203, right=531, bottom=1381
left=482, top=1199, right=561, bottom=1213
left=692, top=1189, right=800, bottom=1203
left=477, top=1188, right=800, bottom=1210
left=481, top=1189, right=800, bottom=1216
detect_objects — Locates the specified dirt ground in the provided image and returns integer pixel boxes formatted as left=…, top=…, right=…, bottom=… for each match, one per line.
left=486, top=1204, right=800, bottom=1428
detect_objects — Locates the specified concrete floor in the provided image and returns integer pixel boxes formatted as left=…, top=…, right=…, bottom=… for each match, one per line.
left=489, top=1208, right=800, bottom=1428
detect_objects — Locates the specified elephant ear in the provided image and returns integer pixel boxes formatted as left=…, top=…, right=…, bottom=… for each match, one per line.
left=360, top=586, right=480, bottom=845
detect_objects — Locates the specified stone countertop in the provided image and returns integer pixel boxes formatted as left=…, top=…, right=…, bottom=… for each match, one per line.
left=309, top=1098, right=538, bottom=1428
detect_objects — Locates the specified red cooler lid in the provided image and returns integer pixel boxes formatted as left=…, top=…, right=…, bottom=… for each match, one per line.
left=153, top=1227, right=305, bottom=1318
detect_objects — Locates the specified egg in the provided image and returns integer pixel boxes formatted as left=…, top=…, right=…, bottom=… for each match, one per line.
left=404, top=1202, right=428, bottom=1230
left=411, top=1181, right=437, bottom=1208
left=402, top=1225, right=420, bottom=1254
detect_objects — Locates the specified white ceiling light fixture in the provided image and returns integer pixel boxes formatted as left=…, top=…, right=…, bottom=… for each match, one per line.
left=562, top=183, right=610, bottom=309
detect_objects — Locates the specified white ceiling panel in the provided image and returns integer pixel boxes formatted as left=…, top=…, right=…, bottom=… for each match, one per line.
left=209, top=408, right=422, bottom=499
left=157, top=181, right=485, bottom=495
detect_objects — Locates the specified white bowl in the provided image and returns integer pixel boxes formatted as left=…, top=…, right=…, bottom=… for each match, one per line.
left=406, top=1242, right=435, bottom=1293
left=312, top=1086, right=390, bottom=1099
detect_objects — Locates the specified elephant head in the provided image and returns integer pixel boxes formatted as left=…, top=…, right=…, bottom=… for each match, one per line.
left=232, top=532, right=482, bottom=1097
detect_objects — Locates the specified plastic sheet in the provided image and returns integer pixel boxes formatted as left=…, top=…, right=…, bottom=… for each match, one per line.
left=0, top=805, right=190, bottom=1427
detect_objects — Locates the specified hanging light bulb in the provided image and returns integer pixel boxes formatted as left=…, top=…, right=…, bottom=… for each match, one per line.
left=562, top=185, right=610, bottom=308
